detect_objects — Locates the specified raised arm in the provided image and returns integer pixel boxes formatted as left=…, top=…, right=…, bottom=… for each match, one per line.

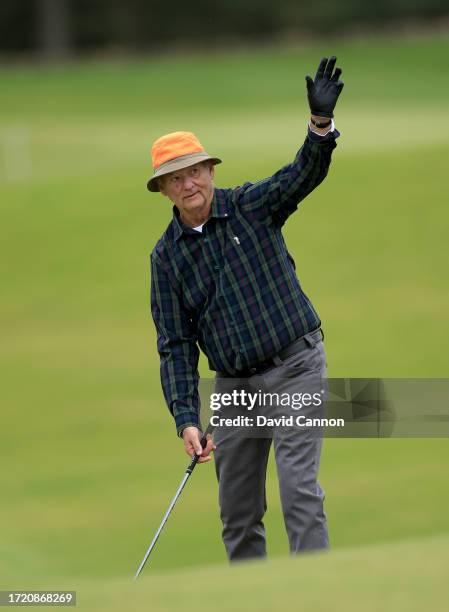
left=236, top=56, right=344, bottom=227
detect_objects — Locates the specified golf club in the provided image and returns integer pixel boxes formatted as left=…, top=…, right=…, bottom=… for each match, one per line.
left=134, top=426, right=212, bottom=580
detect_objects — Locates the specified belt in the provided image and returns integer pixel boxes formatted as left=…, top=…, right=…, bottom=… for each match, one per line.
left=228, top=328, right=324, bottom=377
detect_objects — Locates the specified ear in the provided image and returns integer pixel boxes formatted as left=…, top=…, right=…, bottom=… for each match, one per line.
left=209, top=163, right=215, bottom=180
left=158, top=178, right=167, bottom=196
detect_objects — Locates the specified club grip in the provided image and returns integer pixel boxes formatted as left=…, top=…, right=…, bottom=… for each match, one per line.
left=186, top=435, right=208, bottom=474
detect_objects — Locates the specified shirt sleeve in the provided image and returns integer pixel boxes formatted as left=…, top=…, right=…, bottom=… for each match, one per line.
left=235, top=127, right=340, bottom=227
left=150, top=253, right=201, bottom=436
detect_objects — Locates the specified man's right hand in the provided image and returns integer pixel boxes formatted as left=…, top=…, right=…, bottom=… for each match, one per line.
left=182, top=426, right=216, bottom=464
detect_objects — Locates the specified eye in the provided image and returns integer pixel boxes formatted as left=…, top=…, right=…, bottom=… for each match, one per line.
left=170, top=175, right=180, bottom=184
left=191, top=167, right=200, bottom=176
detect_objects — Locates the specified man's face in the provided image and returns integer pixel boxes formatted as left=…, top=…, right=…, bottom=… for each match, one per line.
left=159, top=161, right=215, bottom=220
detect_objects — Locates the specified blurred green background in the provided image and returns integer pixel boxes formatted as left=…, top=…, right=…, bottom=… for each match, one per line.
left=1, top=21, right=449, bottom=612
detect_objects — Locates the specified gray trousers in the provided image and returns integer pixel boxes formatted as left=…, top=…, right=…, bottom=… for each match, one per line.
left=213, top=331, right=329, bottom=561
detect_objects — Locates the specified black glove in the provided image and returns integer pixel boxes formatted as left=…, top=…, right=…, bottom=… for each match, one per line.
left=305, top=56, right=344, bottom=118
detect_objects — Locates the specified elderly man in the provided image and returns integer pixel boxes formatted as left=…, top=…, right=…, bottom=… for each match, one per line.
left=149, top=57, right=344, bottom=561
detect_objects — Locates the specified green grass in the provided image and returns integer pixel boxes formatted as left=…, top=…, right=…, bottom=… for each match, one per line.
left=1, top=30, right=449, bottom=608
left=89, top=534, right=449, bottom=612
left=2, top=535, right=449, bottom=612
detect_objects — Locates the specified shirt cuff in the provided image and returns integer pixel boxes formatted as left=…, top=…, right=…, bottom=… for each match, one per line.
left=308, top=118, right=335, bottom=137
left=175, top=413, right=202, bottom=437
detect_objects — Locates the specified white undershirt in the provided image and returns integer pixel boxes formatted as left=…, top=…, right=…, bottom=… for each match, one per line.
left=193, top=224, right=204, bottom=232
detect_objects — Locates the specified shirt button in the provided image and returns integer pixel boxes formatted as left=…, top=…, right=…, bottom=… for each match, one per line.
left=249, top=367, right=257, bottom=374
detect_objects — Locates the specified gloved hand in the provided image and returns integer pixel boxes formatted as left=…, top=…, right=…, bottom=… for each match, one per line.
left=305, top=56, right=344, bottom=118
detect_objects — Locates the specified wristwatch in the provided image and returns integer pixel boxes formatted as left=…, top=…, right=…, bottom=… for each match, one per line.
left=310, top=117, right=332, bottom=128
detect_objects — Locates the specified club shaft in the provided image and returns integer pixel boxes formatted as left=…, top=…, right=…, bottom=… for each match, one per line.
left=134, top=461, right=196, bottom=580
left=134, top=426, right=212, bottom=580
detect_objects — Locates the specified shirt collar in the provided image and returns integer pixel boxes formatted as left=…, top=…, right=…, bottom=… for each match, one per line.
left=172, top=188, right=230, bottom=242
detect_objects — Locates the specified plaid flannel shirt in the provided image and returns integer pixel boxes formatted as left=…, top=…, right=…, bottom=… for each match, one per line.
left=151, top=127, right=340, bottom=435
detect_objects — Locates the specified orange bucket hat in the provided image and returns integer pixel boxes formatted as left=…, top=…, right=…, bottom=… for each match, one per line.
left=147, top=131, right=222, bottom=192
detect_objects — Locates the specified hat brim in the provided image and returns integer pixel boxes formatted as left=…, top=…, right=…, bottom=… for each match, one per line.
left=147, top=152, right=222, bottom=192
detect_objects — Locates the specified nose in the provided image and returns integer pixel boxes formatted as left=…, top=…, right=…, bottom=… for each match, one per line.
left=184, top=175, right=195, bottom=190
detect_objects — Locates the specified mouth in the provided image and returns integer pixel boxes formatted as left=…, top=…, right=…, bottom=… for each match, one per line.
left=184, top=192, right=199, bottom=201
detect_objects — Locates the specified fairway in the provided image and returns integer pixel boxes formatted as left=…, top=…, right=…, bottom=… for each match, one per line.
left=1, top=31, right=449, bottom=609
left=70, top=535, right=449, bottom=612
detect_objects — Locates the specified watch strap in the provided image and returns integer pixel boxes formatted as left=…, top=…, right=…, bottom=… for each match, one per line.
left=310, top=117, right=332, bottom=128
